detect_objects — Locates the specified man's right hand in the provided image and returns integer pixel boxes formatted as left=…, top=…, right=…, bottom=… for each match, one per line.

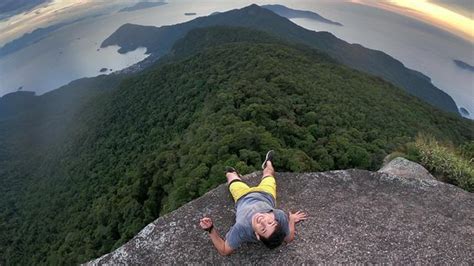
left=199, top=217, right=233, bottom=256
left=199, top=217, right=213, bottom=231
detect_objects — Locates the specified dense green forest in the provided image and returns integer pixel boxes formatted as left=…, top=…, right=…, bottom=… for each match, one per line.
left=0, top=27, right=473, bottom=264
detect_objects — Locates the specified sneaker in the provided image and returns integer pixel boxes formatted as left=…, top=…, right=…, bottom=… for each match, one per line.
left=261, top=150, right=274, bottom=169
left=225, top=166, right=241, bottom=177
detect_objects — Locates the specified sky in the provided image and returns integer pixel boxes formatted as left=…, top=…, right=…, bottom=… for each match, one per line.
left=0, top=0, right=123, bottom=45
left=0, top=0, right=473, bottom=45
left=351, top=0, right=473, bottom=43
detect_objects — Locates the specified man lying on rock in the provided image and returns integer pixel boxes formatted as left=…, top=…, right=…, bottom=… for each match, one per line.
left=199, top=150, right=308, bottom=255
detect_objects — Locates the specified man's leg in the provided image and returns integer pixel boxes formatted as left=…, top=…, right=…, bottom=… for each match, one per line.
left=262, top=161, right=275, bottom=179
left=256, top=152, right=277, bottom=200
left=226, top=167, right=250, bottom=202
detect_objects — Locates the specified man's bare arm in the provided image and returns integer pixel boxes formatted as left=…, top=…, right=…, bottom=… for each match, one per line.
left=200, top=217, right=233, bottom=256
left=208, top=227, right=234, bottom=256
left=285, top=217, right=296, bottom=243
left=284, top=211, right=308, bottom=243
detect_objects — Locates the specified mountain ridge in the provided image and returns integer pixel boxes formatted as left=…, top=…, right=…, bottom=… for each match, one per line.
left=101, top=4, right=459, bottom=114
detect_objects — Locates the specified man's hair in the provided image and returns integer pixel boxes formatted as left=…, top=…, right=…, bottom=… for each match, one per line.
left=259, top=224, right=286, bottom=249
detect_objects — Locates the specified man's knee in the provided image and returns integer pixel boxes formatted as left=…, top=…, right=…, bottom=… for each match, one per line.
left=262, top=169, right=274, bottom=179
left=261, top=175, right=274, bottom=180
left=227, top=178, right=243, bottom=187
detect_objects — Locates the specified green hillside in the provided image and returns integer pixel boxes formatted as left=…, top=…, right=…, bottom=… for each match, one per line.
left=102, top=4, right=459, bottom=114
left=0, top=27, right=472, bottom=264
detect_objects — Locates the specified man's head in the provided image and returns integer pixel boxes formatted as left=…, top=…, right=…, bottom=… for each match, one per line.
left=251, top=209, right=288, bottom=249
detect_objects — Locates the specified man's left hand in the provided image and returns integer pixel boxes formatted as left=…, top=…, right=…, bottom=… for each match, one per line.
left=289, top=211, right=308, bottom=224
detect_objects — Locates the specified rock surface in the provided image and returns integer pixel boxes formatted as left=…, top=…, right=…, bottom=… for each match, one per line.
left=379, top=157, right=435, bottom=180
left=88, top=168, right=473, bottom=264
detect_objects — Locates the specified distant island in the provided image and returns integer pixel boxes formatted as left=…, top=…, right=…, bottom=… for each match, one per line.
left=0, top=14, right=102, bottom=58
left=459, top=107, right=470, bottom=117
left=119, top=1, right=167, bottom=12
left=0, top=23, right=67, bottom=58
left=184, top=12, right=196, bottom=16
left=262, top=4, right=343, bottom=26
left=454, top=59, right=474, bottom=72
left=0, top=0, right=48, bottom=20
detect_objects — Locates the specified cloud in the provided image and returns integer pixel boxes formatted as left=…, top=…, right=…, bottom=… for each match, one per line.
left=351, top=0, right=473, bottom=43
left=428, top=0, right=474, bottom=18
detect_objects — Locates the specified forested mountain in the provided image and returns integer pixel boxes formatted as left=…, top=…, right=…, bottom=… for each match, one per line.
left=102, top=4, right=459, bottom=114
left=0, top=26, right=472, bottom=264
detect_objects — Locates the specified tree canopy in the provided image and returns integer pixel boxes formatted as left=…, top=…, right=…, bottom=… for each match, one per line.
left=0, top=27, right=472, bottom=264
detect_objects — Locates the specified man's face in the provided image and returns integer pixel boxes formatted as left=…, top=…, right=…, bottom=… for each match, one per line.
left=252, top=211, right=278, bottom=239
